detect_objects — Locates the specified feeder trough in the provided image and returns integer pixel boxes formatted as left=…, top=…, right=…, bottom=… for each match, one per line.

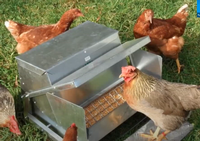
left=15, top=21, right=163, bottom=141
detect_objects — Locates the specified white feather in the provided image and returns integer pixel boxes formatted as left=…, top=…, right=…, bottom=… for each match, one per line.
left=177, top=4, right=188, bottom=13
left=4, top=21, right=9, bottom=28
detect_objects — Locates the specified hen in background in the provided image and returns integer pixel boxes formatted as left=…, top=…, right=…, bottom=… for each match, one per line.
left=133, top=4, right=188, bottom=73
left=0, top=84, right=21, bottom=135
left=5, top=9, right=84, bottom=54
left=119, top=66, right=200, bottom=141
left=63, top=123, right=77, bottom=141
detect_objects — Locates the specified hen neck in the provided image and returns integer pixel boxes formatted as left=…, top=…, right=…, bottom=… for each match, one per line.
left=56, top=14, right=76, bottom=31
left=130, top=71, right=156, bottom=99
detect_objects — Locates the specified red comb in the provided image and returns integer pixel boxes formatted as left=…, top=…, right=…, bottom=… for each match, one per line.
left=121, top=66, right=136, bottom=73
left=71, top=123, right=76, bottom=128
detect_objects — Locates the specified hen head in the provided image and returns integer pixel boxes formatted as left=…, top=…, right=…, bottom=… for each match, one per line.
left=5, top=115, right=21, bottom=135
left=68, top=9, right=84, bottom=18
left=71, top=123, right=77, bottom=128
left=143, top=9, right=154, bottom=23
left=119, top=66, right=138, bottom=83
left=140, top=9, right=154, bottom=24
left=63, top=123, right=77, bottom=141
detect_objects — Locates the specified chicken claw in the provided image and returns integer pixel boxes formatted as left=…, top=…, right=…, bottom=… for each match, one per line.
left=140, top=127, right=160, bottom=140
left=140, top=127, right=170, bottom=141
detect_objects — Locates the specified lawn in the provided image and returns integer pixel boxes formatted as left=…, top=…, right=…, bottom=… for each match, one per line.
left=0, top=0, right=200, bottom=140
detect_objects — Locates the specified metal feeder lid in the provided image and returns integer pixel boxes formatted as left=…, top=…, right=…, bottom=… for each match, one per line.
left=15, top=21, right=120, bottom=82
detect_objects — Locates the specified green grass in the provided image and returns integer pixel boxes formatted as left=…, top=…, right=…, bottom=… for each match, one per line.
left=0, top=0, right=200, bottom=140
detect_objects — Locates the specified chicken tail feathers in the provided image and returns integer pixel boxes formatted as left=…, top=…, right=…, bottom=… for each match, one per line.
left=4, top=21, right=9, bottom=28
left=177, top=4, right=188, bottom=13
left=5, top=20, right=35, bottom=41
left=174, top=4, right=189, bottom=20
left=167, top=5, right=188, bottom=36
left=5, top=20, right=21, bottom=40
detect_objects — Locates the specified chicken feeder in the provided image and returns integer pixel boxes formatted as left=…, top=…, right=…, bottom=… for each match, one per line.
left=15, top=21, right=162, bottom=141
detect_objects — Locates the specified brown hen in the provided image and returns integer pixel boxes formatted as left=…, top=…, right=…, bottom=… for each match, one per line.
left=5, top=9, right=84, bottom=54
left=63, top=123, right=77, bottom=141
left=133, top=4, right=188, bottom=73
left=119, top=66, right=200, bottom=141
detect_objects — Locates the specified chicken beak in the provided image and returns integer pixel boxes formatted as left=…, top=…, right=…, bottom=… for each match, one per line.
left=78, top=13, right=84, bottom=17
left=149, top=17, right=152, bottom=24
left=119, top=74, right=124, bottom=78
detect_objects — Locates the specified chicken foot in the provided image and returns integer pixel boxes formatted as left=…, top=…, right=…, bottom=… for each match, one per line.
left=176, top=58, right=184, bottom=74
left=140, top=127, right=160, bottom=141
left=140, top=127, right=170, bottom=141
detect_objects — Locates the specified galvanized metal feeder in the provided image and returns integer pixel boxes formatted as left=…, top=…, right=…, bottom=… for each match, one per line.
left=15, top=21, right=162, bottom=141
